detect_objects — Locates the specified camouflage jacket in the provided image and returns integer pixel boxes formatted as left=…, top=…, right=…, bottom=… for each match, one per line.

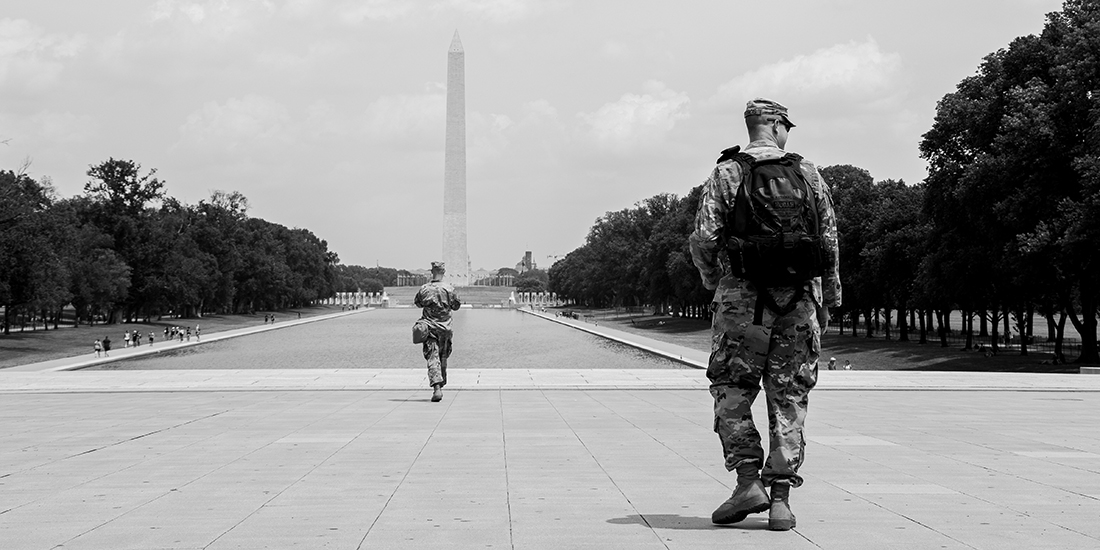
left=688, top=139, right=842, bottom=308
left=415, top=281, right=462, bottom=325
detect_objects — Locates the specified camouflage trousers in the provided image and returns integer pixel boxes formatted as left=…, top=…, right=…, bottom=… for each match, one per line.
left=423, top=331, right=452, bottom=388
left=707, top=278, right=820, bottom=488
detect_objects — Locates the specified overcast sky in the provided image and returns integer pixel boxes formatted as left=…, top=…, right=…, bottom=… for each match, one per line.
left=1, top=0, right=1063, bottom=272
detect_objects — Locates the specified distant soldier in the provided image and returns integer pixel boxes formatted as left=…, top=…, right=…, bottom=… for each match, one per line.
left=690, top=98, right=841, bottom=531
left=414, top=261, right=462, bottom=402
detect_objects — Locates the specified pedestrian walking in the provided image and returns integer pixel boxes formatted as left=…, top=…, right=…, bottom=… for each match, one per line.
left=148, top=332, right=154, bottom=346
left=414, top=261, right=462, bottom=402
left=93, top=339, right=102, bottom=357
left=102, top=336, right=112, bottom=357
left=689, top=98, right=841, bottom=531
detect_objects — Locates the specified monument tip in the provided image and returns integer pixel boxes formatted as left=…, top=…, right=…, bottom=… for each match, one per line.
left=449, top=30, right=463, bottom=53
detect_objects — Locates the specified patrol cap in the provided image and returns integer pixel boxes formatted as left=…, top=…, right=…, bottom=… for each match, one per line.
left=744, top=97, right=795, bottom=127
left=430, top=261, right=446, bottom=271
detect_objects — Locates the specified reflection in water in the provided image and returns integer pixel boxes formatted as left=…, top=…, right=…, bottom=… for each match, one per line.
left=94, top=309, right=689, bottom=370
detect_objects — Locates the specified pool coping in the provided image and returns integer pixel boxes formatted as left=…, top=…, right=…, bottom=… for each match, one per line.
left=518, top=307, right=708, bottom=369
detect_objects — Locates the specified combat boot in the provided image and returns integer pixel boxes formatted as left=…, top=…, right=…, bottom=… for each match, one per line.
left=711, top=477, right=770, bottom=525
left=768, top=482, right=796, bottom=531
left=431, top=385, right=443, bottom=402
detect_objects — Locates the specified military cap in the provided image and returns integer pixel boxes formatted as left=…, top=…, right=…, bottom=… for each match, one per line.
left=744, top=97, right=796, bottom=127
left=430, top=261, right=446, bottom=271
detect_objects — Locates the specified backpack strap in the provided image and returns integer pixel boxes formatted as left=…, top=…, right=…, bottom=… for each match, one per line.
left=753, top=286, right=806, bottom=325
left=715, top=145, right=741, bottom=164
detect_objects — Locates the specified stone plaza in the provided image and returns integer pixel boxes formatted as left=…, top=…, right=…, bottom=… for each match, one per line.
left=2, top=307, right=1099, bottom=549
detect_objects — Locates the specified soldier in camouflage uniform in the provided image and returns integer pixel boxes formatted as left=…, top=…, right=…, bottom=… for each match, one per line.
left=689, top=98, right=841, bottom=530
left=414, top=261, right=462, bottom=402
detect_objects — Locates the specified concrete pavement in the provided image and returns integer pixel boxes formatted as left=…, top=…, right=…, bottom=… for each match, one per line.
left=2, top=312, right=1099, bottom=549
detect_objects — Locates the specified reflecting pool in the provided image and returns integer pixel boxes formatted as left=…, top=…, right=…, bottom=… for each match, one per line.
left=94, top=309, right=688, bottom=370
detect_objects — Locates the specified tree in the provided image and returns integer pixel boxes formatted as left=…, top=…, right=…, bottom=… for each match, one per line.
left=821, top=165, right=876, bottom=335
left=0, top=171, right=72, bottom=333
left=81, top=158, right=166, bottom=320
left=920, top=0, right=1100, bottom=362
left=515, top=268, right=548, bottom=293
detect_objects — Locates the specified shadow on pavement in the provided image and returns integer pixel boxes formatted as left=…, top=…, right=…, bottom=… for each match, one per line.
left=606, top=514, right=767, bottom=531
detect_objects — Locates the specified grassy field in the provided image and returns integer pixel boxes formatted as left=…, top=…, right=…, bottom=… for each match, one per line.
left=574, top=309, right=1086, bottom=373
left=0, top=305, right=344, bottom=369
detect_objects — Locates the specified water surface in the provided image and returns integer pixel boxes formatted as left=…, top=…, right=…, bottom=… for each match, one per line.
left=94, top=309, right=687, bottom=370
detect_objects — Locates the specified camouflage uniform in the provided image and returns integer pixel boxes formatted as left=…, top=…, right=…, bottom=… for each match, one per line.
left=414, top=280, right=462, bottom=387
left=689, top=138, right=841, bottom=488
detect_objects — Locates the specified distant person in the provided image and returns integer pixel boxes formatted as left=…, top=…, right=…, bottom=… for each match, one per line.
left=827, top=357, right=837, bottom=370
left=414, top=261, right=462, bottom=402
left=843, top=359, right=852, bottom=370
left=93, top=339, right=102, bottom=357
left=123, top=331, right=130, bottom=349
left=196, top=325, right=201, bottom=340
left=102, top=336, right=111, bottom=356
left=689, top=98, right=841, bottom=531
left=148, top=332, right=154, bottom=346
left=264, top=314, right=269, bottom=324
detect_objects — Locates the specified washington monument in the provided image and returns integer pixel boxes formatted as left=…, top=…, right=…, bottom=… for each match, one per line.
left=442, top=30, right=469, bottom=286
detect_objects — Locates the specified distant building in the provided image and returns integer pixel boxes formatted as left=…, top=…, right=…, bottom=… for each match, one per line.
left=396, top=270, right=430, bottom=286
left=515, top=250, right=536, bottom=274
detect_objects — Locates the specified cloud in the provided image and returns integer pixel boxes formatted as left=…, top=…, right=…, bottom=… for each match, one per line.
left=601, top=39, right=629, bottom=59
left=33, top=111, right=96, bottom=143
left=0, top=18, right=86, bottom=94
left=178, top=95, right=293, bottom=154
left=360, top=92, right=446, bottom=147
left=148, top=0, right=269, bottom=36
left=338, top=0, right=417, bottom=23
left=578, top=80, right=690, bottom=153
left=440, top=0, right=548, bottom=22
left=332, top=0, right=557, bottom=24
left=710, top=37, right=902, bottom=108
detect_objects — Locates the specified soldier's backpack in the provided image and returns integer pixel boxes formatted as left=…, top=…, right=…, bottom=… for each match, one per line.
left=720, top=147, right=826, bottom=322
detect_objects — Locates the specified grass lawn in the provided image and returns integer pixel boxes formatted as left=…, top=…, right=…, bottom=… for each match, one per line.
left=0, top=305, right=345, bottom=369
left=570, top=309, right=1085, bottom=373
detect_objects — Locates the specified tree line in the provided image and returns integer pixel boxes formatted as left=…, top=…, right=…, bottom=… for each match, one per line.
left=549, top=0, right=1100, bottom=363
left=2, top=158, right=362, bottom=333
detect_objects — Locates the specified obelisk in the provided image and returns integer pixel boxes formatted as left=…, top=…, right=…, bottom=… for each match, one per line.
left=442, top=30, right=469, bottom=286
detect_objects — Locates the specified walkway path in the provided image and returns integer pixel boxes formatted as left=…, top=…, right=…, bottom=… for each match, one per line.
left=2, top=310, right=1099, bottom=549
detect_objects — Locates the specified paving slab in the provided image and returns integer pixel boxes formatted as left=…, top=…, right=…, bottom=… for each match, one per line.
left=1, top=386, right=1099, bottom=550
left=3, top=312, right=1100, bottom=549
